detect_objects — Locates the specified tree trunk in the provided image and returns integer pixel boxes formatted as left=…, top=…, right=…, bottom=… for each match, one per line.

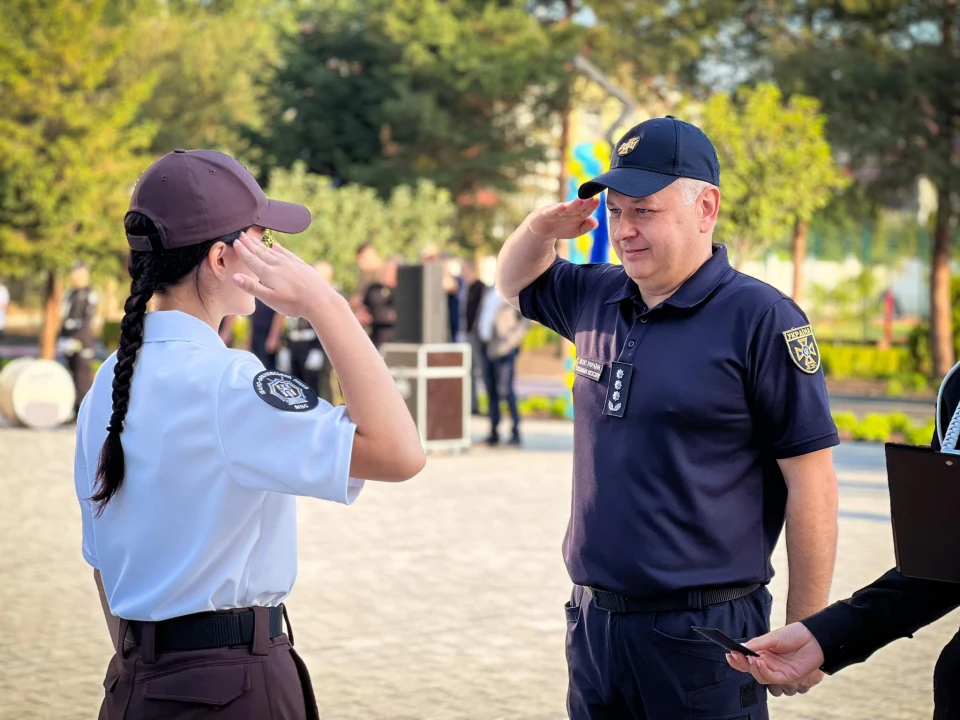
left=791, top=218, right=808, bottom=305
left=930, top=185, right=954, bottom=379
left=40, top=270, right=63, bottom=360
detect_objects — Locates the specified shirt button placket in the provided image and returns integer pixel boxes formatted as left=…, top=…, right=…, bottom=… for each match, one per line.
left=621, top=311, right=650, bottom=363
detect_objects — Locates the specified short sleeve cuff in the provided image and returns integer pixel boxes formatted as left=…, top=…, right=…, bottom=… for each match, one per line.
left=774, top=431, right=840, bottom=459
left=333, top=412, right=364, bottom=505
left=517, top=280, right=538, bottom=323
left=346, top=478, right=365, bottom=504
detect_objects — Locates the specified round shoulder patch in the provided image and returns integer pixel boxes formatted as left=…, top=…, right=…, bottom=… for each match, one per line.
left=252, top=370, right=319, bottom=412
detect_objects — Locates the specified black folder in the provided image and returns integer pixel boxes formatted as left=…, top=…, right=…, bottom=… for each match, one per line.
left=885, top=442, right=960, bottom=584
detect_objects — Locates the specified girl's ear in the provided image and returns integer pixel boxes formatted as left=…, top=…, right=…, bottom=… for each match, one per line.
left=206, top=242, right=229, bottom=278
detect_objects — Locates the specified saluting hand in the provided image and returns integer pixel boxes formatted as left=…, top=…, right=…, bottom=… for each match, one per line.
left=726, top=623, right=826, bottom=696
left=527, top=197, right=602, bottom=240
left=231, top=232, right=339, bottom=318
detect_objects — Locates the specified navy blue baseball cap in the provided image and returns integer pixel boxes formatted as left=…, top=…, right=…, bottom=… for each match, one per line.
left=578, top=116, right=720, bottom=199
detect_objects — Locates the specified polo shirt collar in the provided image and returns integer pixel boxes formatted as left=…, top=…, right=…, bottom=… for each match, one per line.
left=604, top=243, right=734, bottom=309
left=143, top=310, right=224, bottom=347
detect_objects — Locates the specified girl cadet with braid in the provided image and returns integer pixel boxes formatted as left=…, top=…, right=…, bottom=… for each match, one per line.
left=73, top=149, right=425, bottom=720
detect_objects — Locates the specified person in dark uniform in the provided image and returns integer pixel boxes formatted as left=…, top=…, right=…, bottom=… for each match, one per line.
left=459, top=259, right=488, bottom=415
left=73, top=149, right=425, bottom=719
left=727, top=363, right=960, bottom=718
left=362, top=256, right=398, bottom=349
left=59, top=261, right=99, bottom=415
left=496, top=116, right=841, bottom=719
left=286, top=261, right=337, bottom=404
left=250, top=297, right=281, bottom=370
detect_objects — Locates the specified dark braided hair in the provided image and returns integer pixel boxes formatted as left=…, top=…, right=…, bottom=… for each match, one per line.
left=90, top=213, right=245, bottom=516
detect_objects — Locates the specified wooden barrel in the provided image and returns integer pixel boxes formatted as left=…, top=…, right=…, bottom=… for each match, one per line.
left=0, top=358, right=76, bottom=429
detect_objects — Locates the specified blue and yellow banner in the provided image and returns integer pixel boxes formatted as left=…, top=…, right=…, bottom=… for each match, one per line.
left=561, top=140, right=611, bottom=419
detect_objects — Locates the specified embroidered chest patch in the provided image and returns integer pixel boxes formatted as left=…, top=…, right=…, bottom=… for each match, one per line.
left=574, top=357, right=603, bottom=381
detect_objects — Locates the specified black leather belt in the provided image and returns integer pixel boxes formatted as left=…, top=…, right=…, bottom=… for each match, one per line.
left=125, top=605, right=285, bottom=652
left=586, top=583, right=762, bottom=613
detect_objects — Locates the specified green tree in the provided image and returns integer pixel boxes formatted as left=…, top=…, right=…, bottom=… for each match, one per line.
left=264, top=163, right=456, bottom=295
left=119, top=0, right=292, bottom=164
left=724, top=0, right=960, bottom=377
left=252, top=0, right=577, bottom=253
left=0, top=0, right=156, bottom=358
left=698, top=83, right=847, bottom=270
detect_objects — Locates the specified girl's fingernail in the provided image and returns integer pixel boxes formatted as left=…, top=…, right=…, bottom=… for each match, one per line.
left=232, top=275, right=244, bottom=287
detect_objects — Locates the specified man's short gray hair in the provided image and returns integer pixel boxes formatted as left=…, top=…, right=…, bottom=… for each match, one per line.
left=673, top=178, right=716, bottom=205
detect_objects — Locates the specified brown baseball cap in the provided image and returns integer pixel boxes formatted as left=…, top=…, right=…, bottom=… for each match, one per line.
left=125, top=149, right=311, bottom=251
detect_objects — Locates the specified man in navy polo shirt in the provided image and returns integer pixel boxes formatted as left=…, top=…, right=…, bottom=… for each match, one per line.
left=496, top=116, right=840, bottom=719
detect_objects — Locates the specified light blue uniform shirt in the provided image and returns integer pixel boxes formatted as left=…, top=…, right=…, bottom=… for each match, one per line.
left=74, top=310, right=363, bottom=621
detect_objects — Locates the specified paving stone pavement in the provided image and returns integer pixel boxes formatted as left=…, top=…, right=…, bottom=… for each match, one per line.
left=1, top=419, right=957, bottom=720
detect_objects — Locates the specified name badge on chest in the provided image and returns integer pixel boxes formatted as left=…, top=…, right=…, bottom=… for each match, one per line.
left=574, top=357, right=603, bottom=381
left=602, top=362, right=634, bottom=418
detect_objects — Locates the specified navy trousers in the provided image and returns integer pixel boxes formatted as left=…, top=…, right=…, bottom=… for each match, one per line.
left=565, top=584, right=773, bottom=719
left=482, top=347, right=520, bottom=438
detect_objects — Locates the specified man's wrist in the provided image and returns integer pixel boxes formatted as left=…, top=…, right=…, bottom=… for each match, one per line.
left=785, top=600, right=828, bottom=626
left=523, top=213, right=559, bottom=244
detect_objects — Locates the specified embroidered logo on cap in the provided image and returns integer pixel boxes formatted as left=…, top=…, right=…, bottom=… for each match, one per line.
left=617, top=137, right=639, bottom=156
left=783, top=324, right=821, bottom=374
left=253, top=370, right=319, bottom=412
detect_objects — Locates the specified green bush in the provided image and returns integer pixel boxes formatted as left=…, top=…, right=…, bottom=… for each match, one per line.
left=834, top=410, right=935, bottom=446
left=230, top=316, right=251, bottom=350
left=886, top=378, right=904, bottom=397
left=522, top=323, right=561, bottom=352
left=832, top=411, right=858, bottom=434
left=887, top=412, right=913, bottom=433
left=850, top=413, right=893, bottom=443
left=478, top=392, right=567, bottom=420
left=100, top=321, right=121, bottom=351
left=907, top=276, right=960, bottom=377
left=819, top=342, right=910, bottom=380
left=905, top=420, right=936, bottom=446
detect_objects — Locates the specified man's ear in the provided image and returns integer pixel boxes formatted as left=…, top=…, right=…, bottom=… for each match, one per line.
left=699, top=187, right=721, bottom=233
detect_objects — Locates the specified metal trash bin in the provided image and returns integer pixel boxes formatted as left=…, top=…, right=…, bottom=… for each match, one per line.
left=381, top=342, right=471, bottom=453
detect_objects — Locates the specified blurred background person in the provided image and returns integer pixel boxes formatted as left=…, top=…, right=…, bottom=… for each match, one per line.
left=457, top=258, right=487, bottom=415
left=477, top=284, right=529, bottom=446
left=249, top=298, right=282, bottom=370
left=363, top=255, right=399, bottom=349
left=350, top=242, right=380, bottom=330
left=286, top=261, right=338, bottom=403
left=58, top=261, right=99, bottom=417
left=421, top=244, right=461, bottom=342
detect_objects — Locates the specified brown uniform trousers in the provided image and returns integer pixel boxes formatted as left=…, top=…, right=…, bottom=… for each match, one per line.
left=99, top=606, right=318, bottom=719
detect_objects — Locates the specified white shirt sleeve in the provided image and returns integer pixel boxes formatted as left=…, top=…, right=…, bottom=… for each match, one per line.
left=477, top=288, right=503, bottom=343
left=216, top=354, right=364, bottom=504
left=74, top=399, right=99, bottom=568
